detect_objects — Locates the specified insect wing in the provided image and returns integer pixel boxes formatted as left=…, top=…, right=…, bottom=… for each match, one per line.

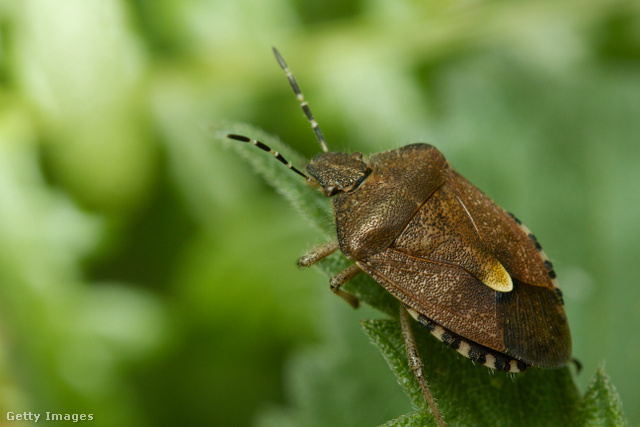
left=448, top=169, right=572, bottom=367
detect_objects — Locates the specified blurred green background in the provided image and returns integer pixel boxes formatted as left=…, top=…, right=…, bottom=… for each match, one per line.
left=0, top=0, right=639, bottom=426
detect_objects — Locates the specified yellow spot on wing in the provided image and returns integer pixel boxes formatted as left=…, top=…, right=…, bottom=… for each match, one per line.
left=480, top=257, right=513, bottom=292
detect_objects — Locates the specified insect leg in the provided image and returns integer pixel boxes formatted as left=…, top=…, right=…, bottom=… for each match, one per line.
left=328, top=264, right=361, bottom=309
left=399, top=305, right=446, bottom=427
left=298, top=241, right=360, bottom=308
left=298, top=241, right=339, bottom=267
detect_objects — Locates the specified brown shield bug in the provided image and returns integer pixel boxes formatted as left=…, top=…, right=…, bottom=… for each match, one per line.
left=227, top=48, right=572, bottom=427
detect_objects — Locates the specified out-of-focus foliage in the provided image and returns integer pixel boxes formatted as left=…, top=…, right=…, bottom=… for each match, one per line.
left=0, top=0, right=638, bottom=426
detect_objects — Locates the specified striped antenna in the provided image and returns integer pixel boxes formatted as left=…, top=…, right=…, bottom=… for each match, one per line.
left=227, top=134, right=310, bottom=180
left=272, top=47, right=329, bottom=153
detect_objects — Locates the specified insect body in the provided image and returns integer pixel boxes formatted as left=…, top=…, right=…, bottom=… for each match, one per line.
left=227, top=48, right=571, bottom=426
left=305, top=142, right=572, bottom=370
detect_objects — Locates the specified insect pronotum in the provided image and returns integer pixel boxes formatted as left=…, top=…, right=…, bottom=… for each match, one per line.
left=227, top=48, right=572, bottom=427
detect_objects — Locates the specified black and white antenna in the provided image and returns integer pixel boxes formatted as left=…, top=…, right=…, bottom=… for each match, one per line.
left=226, top=134, right=310, bottom=180
left=272, top=47, right=329, bottom=153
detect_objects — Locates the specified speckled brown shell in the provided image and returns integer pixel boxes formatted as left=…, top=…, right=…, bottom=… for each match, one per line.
left=331, top=143, right=571, bottom=368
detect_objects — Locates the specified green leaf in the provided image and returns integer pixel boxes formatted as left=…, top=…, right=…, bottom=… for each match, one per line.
left=210, top=123, right=629, bottom=427
left=381, top=412, right=438, bottom=427
left=363, top=319, right=581, bottom=426
left=577, top=367, right=629, bottom=427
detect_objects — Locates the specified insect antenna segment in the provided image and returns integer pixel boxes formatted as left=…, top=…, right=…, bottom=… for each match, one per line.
left=272, top=47, right=329, bottom=153
left=226, top=134, right=310, bottom=180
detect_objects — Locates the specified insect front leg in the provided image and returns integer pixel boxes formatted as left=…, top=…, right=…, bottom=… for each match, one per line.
left=298, top=241, right=361, bottom=308
left=399, top=305, right=446, bottom=427
left=298, top=241, right=339, bottom=267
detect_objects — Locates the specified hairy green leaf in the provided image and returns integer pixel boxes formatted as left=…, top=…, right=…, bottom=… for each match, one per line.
left=363, top=319, right=580, bottom=426
left=577, top=367, right=628, bottom=427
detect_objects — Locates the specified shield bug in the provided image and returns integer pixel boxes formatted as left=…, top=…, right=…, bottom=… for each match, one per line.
left=227, top=48, right=572, bottom=427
